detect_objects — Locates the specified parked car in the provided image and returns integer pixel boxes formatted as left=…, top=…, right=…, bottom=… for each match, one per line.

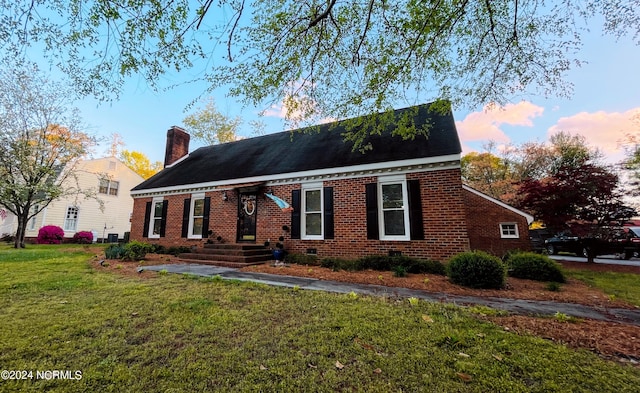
left=545, top=227, right=640, bottom=259
left=610, top=226, right=640, bottom=259
left=530, top=229, right=552, bottom=253
left=545, top=234, right=587, bottom=257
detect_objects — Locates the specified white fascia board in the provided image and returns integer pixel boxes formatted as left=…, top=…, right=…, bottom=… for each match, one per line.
left=131, top=154, right=461, bottom=198
left=462, top=184, right=535, bottom=224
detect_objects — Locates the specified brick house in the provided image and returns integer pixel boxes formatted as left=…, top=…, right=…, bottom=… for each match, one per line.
left=129, top=103, right=533, bottom=262
left=462, top=185, right=533, bottom=256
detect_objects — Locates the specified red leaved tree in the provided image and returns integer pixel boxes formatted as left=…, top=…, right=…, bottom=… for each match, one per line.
left=518, top=163, right=636, bottom=262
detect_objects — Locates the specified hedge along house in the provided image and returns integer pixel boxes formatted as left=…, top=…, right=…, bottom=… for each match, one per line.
left=129, top=103, right=533, bottom=262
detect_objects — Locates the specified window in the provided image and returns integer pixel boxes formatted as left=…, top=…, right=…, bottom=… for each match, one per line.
left=28, top=204, right=39, bottom=230
left=64, top=206, right=79, bottom=231
left=99, top=179, right=119, bottom=196
left=181, top=195, right=210, bottom=239
left=150, top=198, right=165, bottom=238
left=291, top=186, right=334, bottom=240
left=378, top=176, right=410, bottom=240
left=302, top=184, right=323, bottom=239
left=189, top=194, right=205, bottom=238
left=144, top=197, right=167, bottom=238
left=500, top=223, right=519, bottom=239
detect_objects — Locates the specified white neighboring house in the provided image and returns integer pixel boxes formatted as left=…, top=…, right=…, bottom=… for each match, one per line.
left=3, top=156, right=144, bottom=242
left=0, top=208, right=16, bottom=239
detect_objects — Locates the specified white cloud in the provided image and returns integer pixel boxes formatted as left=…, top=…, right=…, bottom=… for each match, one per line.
left=547, top=107, right=640, bottom=162
left=456, top=101, right=544, bottom=145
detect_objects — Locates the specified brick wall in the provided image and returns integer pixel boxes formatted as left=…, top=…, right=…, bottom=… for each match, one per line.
left=131, top=168, right=472, bottom=262
left=462, top=189, right=532, bottom=256
left=164, top=126, right=190, bottom=167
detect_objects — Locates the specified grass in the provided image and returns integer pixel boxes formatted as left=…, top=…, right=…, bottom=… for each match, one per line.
left=566, top=268, right=640, bottom=307
left=1, top=244, right=639, bottom=392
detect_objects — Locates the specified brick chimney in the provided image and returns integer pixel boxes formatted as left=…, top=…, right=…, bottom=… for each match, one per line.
left=164, top=126, right=190, bottom=167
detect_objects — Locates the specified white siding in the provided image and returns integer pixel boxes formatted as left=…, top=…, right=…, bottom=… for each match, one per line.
left=26, top=157, right=144, bottom=240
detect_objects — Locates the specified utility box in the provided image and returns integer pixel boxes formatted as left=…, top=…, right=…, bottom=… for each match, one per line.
left=107, top=233, right=119, bottom=243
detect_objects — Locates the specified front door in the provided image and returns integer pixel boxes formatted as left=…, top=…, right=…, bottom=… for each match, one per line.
left=237, top=192, right=257, bottom=242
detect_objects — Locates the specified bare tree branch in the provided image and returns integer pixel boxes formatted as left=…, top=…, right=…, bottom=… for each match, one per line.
left=309, top=0, right=338, bottom=28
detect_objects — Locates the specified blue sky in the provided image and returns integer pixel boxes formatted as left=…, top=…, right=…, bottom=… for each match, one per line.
left=75, top=19, right=639, bottom=166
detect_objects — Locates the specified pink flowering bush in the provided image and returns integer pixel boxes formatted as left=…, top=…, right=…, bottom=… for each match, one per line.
left=73, top=231, right=93, bottom=244
left=37, top=225, right=64, bottom=244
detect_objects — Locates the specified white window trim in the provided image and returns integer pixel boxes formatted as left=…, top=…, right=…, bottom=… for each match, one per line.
left=378, top=175, right=410, bottom=241
left=99, top=179, right=119, bottom=196
left=148, top=197, right=164, bottom=239
left=188, top=193, right=206, bottom=239
left=301, top=182, right=324, bottom=240
left=500, top=223, right=519, bottom=239
left=64, top=206, right=79, bottom=232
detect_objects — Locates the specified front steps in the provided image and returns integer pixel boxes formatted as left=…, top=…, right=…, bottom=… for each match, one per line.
left=178, top=243, right=273, bottom=268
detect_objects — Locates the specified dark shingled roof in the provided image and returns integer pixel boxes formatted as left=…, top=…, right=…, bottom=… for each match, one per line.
left=132, top=103, right=461, bottom=191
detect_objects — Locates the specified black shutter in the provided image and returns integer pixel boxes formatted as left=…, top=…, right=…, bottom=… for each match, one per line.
left=407, top=180, right=424, bottom=240
left=142, top=202, right=151, bottom=238
left=202, top=197, right=211, bottom=238
left=365, top=183, right=379, bottom=240
left=181, top=198, right=190, bottom=238
left=323, top=187, right=334, bottom=239
left=291, top=189, right=301, bottom=239
left=159, top=200, right=168, bottom=237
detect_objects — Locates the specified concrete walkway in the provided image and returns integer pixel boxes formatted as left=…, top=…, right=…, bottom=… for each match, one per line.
left=139, top=263, right=640, bottom=326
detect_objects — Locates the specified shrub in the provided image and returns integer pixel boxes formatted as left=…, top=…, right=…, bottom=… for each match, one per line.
left=320, top=257, right=363, bottom=271
left=152, top=245, right=191, bottom=256
left=37, top=225, right=64, bottom=244
left=447, top=251, right=507, bottom=289
left=357, top=255, right=395, bottom=271
left=72, top=231, right=93, bottom=244
left=105, top=244, right=124, bottom=259
left=504, top=252, right=566, bottom=283
left=546, top=281, right=562, bottom=292
left=358, top=255, right=446, bottom=275
left=392, top=265, right=408, bottom=277
left=122, top=241, right=153, bottom=261
left=285, top=253, right=320, bottom=266
left=404, top=259, right=446, bottom=275
left=286, top=253, right=446, bottom=275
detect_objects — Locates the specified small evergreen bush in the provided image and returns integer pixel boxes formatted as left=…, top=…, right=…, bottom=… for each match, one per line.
left=404, top=258, right=447, bottom=275
left=447, top=251, right=507, bottom=289
left=72, top=231, right=93, bottom=244
left=105, top=244, right=125, bottom=259
left=504, top=252, right=566, bottom=283
left=358, top=255, right=446, bottom=275
left=357, top=255, right=395, bottom=271
left=320, top=257, right=363, bottom=271
left=152, top=245, right=191, bottom=256
left=122, top=241, right=153, bottom=261
left=37, top=225, right=64, bottom=244
left=546, top=281, right=562, bottom=291
left=285, top=253, right=320, bottom=266
left=392, top=265, right=408, bottom=277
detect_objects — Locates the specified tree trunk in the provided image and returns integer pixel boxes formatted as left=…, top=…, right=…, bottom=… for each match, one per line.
left=14, top=213, right=28, bottom=248
left=586, top=248, right=596, bottom=263
left=583, top=238, right=596, bottom=263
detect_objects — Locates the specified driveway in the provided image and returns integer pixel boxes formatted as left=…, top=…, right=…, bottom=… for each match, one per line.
left=549, top=254, right=640, bottom=267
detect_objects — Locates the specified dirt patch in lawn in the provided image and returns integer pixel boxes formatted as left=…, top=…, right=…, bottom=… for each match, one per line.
left=90, top=253, right=640, bottom=367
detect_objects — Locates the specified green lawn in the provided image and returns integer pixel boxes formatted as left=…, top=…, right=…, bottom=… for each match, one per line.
left=1, top=244, right=639, bottom=392
left=566, top=268, right=640, bottom=307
